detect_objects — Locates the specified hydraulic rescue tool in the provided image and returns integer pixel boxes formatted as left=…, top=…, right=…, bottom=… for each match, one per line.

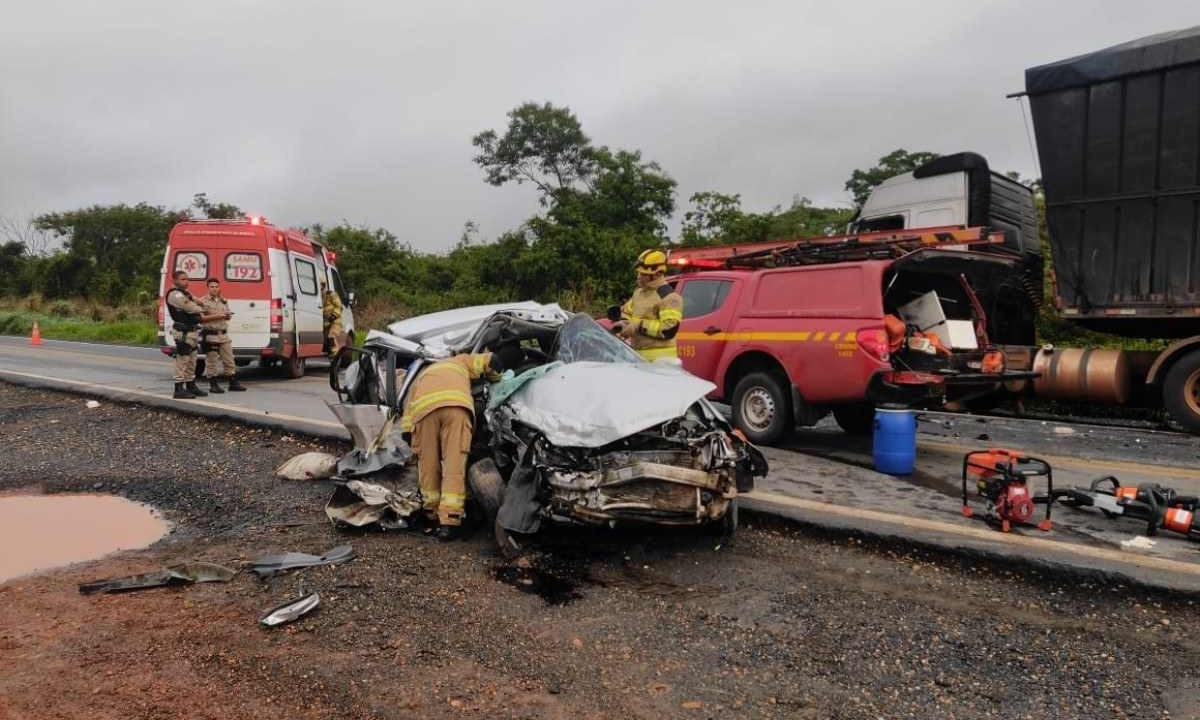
left=1051, top=476, right=1200, bottom=540
left=961, top=449, right=1054, bottom=532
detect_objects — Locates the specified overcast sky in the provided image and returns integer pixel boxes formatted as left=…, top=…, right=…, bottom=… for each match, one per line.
left=1, top=1, right=1196, bottom=252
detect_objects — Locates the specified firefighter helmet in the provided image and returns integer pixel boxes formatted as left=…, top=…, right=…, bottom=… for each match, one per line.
left=636, top=249, right=668, bottom=275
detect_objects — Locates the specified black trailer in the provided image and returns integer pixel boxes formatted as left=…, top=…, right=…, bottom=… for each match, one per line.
left=1026, top=26, right=1200, bottom=431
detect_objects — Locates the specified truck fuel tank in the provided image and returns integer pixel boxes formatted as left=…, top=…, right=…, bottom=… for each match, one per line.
left=1032, top=346, right=1132, bottom=405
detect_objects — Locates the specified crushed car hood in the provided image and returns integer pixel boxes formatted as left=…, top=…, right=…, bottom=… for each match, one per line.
left=500, top=361, right=717, bottom=448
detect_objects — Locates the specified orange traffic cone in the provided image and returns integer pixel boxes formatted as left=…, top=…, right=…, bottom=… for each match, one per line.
left=30, top=321, right=43, bottom=346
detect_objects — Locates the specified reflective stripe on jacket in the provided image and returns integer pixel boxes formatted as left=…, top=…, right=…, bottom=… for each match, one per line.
left=400, top=352, right=493, bottom=431
left=620, top=278, right=683, bottom=361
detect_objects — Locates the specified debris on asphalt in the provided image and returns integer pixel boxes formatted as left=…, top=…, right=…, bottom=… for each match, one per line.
left=78, top=561, right=236, bottom=595
left=260, top=591, right=321, bottom=627
left=326, top=403, right=412, bottom=478
left=85, top=400, right=100, bottom=409
left=1121, top=536, right=1157, bottom=551
left=325, top=478, right=422, bottom=529
left=274, top=451, right=338, bottom=481
left=249, top=544, right=355, bottom=579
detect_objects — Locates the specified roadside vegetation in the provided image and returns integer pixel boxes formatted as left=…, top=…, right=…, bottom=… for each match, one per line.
left=0, top=101, right=1165, bottom=352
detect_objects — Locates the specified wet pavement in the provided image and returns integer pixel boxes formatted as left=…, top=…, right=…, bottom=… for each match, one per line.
left=0, top=493, right=167, bottom=582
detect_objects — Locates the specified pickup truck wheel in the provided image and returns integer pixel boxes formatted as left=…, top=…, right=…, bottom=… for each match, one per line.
left=283, top=351, right=306, bottom=379
left=1163, top=351, right=1200, bottom=433
left=731, top=372, right=792, bottom=445
left=833, top=403, right=875, bottom=435
left=467, top=458, right=505, bottom=521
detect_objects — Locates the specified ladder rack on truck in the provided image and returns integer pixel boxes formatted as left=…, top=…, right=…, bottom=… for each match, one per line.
left=668, top=226, right=1010, bottom=271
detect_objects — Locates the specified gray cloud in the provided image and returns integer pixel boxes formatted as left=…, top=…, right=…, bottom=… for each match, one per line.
left=2, top=0, right=1196, bottom=251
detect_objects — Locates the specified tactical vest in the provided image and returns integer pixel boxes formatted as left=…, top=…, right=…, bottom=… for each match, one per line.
left=167, top=288, right=202, bottom=328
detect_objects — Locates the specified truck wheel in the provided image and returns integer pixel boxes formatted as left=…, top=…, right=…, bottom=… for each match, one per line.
left=833, top=403, right=875, bottom=435
left=284, top=352, right=306, bottom=379
left=731, top=372, right=793, bottom=445
left=467, top=458, right=505, bottom=521
left=1163, top=351, right=1200, bottom=433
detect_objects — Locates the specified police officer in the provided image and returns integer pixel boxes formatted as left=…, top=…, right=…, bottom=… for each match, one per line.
left=612, top=249, right=684, bottom=362
left=166, top=270, right=230, bottom=399
left=199, top=278, right=246, bottom=394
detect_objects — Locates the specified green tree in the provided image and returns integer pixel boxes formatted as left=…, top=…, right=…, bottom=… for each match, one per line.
left=472, top=102, right=596, bottom=202
left=845, top=149, right=941, bottom=206
left=191, top=193, right=243, bottom=220
left=680, top=192, right=853, bottom=247
left=472, top=101, right=678, bottom=307
left=34, top=203, right=187, bottom=301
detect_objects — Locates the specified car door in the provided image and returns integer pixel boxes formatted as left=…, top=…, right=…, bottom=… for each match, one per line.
left=675, top=275, right=739, bottom=385
left=290, top=255, right=324, bottom=356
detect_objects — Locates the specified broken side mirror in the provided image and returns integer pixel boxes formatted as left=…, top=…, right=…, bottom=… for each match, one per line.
left=606, top=305, right=622, bottom=322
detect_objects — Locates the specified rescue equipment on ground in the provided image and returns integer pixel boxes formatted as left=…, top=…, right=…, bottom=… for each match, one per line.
left=960, top=448, right=1054, bottom=532
left=1051, top=476, right=1200, bottom=541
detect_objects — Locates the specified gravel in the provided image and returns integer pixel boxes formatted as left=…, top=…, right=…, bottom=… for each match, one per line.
left=1, top=383, right=1198, bottom=720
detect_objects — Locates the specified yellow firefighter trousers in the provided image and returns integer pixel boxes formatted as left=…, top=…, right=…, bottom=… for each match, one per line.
left=411, top=406, right=472, bottom=526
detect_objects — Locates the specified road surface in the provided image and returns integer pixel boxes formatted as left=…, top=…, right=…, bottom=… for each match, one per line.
left=4, top=335, right=1200, bottom=589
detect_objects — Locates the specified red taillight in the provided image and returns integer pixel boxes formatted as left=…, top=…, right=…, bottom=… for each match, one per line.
left=270, top=298, right=283, bottom=333
left=856, top=327, right=890, bottom=362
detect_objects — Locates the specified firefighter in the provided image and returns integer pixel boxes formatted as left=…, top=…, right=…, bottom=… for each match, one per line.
left=401, top=344, right=523, bottom=540
left=320, top=278, right=345, bottom=357
left=612, top=249, right=684, bottom=362
left=166, top=271, right=231, bottom=399
left=199, top=278, right=247, bottom=394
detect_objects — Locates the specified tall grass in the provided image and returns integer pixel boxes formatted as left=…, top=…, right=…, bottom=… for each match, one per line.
left=0, top=296, right=159, bottom=345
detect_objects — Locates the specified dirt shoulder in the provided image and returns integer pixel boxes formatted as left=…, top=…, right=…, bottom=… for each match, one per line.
left=1, top=384, right=1199, bottom=720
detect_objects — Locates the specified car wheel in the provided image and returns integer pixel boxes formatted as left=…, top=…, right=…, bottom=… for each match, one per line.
left=284, top=351, right=306, bottom=379
left=833, top=403, right=875, bottom=435
left=731, top=372, right=793, bottom=445
left=706, top=498, right=738, bottom=538
left=1163, top=350, right=1200, bottom=433
left=467, top=458, right=505, bottom=521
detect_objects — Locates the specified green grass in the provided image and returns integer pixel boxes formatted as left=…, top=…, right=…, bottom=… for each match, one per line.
left=0, top=310, right=159, bottom=346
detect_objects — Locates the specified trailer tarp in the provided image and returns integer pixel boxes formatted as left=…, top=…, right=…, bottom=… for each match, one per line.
left=1026, top=25, right=1200, bottom=95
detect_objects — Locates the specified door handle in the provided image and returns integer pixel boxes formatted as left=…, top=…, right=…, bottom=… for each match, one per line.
left=704, top=326, right=722, bottom=335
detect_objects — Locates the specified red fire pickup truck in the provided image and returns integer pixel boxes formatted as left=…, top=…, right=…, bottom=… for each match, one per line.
left=667, top=228, right=1034, bottom=444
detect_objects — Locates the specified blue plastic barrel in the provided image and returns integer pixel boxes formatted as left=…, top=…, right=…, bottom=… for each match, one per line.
left=873, top=407, right=916, bottom=475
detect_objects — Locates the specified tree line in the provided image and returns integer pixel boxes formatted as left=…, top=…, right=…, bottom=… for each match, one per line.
left=0, top=102, right=938, bottom=317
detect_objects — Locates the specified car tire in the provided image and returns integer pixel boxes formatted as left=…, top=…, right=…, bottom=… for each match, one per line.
left=731, top=372, right=793, bottom=446
left=467, top=458, right=505, bottom=521
left=833, top=403, right=875, bottom=435
left=706, top=498, right=738, bottom=538
left=284, top=351, right=306, bottom=379
left=1163, top=350, right=1200, bottom=434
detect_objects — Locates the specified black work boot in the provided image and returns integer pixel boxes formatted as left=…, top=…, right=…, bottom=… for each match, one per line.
left=226, top=377, right=247, bottom=392
left=186, top=380, right=208, bottom=397
left=434, top=525, right=462, bottom=542
left=207, top=378, right=225, bottom=394
left=173, top=382, right=196, bottom=399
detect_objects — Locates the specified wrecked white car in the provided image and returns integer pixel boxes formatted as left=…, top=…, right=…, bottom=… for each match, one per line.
left=330, top=303, right=768, bottom=550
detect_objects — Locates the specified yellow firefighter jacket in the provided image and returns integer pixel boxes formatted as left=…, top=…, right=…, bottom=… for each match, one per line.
left=400, top=352, right=495, bottom=432
left=621, top=278, right=684, bottom=361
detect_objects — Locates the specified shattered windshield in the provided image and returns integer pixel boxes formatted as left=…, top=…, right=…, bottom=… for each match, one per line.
left=554, top=314, right=643, bottom=364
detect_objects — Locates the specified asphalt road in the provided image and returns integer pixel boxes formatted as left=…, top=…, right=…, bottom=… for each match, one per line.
left=4, top=334, right=1200, bottom=590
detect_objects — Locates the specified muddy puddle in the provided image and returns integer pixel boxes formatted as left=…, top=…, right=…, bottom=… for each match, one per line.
left=0, top=494, right=168, bottom=583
